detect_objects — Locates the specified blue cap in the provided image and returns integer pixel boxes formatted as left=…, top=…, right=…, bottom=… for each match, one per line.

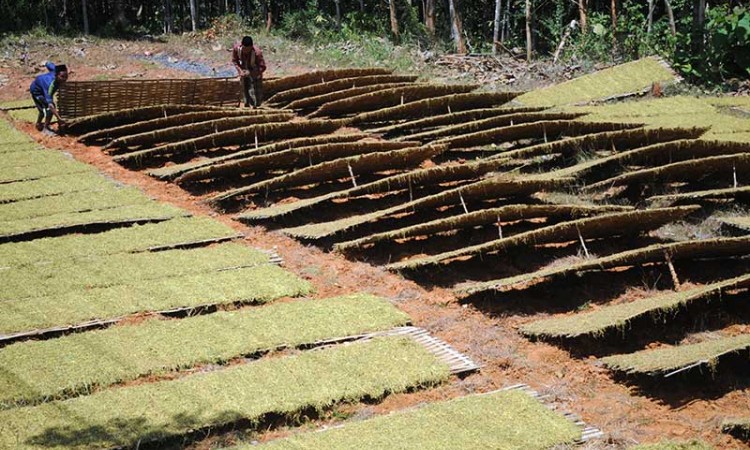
left=45, top=62, right=56, bottom=72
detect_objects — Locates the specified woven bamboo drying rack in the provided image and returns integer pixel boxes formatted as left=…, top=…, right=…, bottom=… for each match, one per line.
left=58, top=77, right=241, bottom=118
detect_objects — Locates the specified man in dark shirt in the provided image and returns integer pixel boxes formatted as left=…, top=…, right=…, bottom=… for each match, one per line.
left=29, top=64, right=68, bottom=134
left=231, top=36, right=266, bottom=107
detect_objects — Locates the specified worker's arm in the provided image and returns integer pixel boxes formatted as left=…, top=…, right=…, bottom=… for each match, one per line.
left=47, top=83, right=65, bottom=125
left=231, top=46, right=246, bottom=77
left=49, top=103, right=64, bottom=125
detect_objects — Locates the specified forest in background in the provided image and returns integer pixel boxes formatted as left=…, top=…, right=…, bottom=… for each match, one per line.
left=1, top=0, right=748, bottom=85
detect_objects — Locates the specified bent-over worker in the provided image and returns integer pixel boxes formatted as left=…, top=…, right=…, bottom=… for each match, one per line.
left=29, top=63, right=68, bottom=134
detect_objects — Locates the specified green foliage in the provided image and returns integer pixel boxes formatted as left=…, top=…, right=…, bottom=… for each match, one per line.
left=705, top=5, right=750, bottom=78
left=279, top=0, right=334, bottom=40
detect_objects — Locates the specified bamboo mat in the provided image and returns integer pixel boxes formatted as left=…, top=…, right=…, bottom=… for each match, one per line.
left=59, top=78, right=240, bottom=118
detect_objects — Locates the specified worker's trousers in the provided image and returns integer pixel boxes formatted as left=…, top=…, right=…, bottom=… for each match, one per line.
left=241, top=77, right=263, bottom=108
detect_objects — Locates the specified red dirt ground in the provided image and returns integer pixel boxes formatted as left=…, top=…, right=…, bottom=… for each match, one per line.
left=2, top=38, right=749, bottom=449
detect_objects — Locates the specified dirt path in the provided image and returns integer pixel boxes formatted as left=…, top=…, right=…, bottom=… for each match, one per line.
left=11, top=119, right=749, bottom=450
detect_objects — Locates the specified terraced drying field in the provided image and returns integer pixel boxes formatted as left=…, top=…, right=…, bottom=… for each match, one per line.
left=3, top=56, right=750, bottom=448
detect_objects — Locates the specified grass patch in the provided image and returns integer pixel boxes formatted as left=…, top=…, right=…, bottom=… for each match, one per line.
left=264, top=68, right=393, bottom=97
left=571, top=96, right=750, bottom=141
left=521, top=274, right=750, bottom=338
left=0, top=217, right=239, bottom=267
left=387, top=206, right=698, bottom=271
left=0, top=264, right=311, bottom=336
left=648, top=186, right=750, bottom=204
left=0, top=186, right=154, bottom=222
left=0, top=149, right=80, bottom=169
left=350, top=92, right=521, bottom=125
left=250, top=389, right=580, bottom=449
left=717, top=215, right=750, bottom=232
left=64, top=105, right=242, bottom=134
left=517, top=57, right=678, bottom=107
left=209, top=144, right=444, bottom=205
left=240, top=157, right=514, bottom=222
left=268, top=74, right=419, bottom=106
left=0, top=294, right=408, bottom=407
left=0, top=156, right=92, bottom=183
left=585, top=153, right=750, bottom=191
left=0, top=172, right=114, bottom=204
left=103, top=114, right=292, bottom=152
left=0, top=243, right=269, bottom=301
left=281, top=175, right=568, bottom=240
left=147, top=133, right=367, bottom=181
left=114, top=120, right=343, bottom=166
left=79, top=109, right=291, bottom=144
left=336, top=204, right=631, bottom=252
left=176, top=141, right=420, bottom=184
left=434, top=120, right=637, bottom=150
left=400, top=111, right=584, bottom=143
left=308, top=84, right=478, bottom=118
left=601, top=333, right=750, bottom=375
left=0, top=202, right=186, bottom=240
left=457, top=237, right=750, bottom=296
left=370, top=106, right=548, bottom=137
left=1, top=100, right=37, bottom=123
left=0, top=336, right=449, bottom=449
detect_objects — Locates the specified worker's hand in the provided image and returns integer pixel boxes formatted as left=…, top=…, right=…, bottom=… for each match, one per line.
left=241, top=70, right=250, bottom=77
left=57, top=119, right=66, bottom=129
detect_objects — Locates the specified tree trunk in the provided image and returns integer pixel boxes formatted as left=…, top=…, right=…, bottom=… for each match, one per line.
left=492, top=0, right=502, bottom=55
left=61, top=0, right=70, bottom=28
left=610, top=0, right=617, bottom=48
left=425, top=0, right=436, bottom=39
left=692, top=0, right=706, bottom=52
left=359, top=0, right=365, bottom=11
left=500, top=0, right=510, bottom=42
left=163, top=0, right=172, bottom=33
left=335, top=0, right=341, bottom=30
left=266, top=1, right=273, bottom=32
left=448, top=0, right=467, bottom=54
left=647, top=0, right=654, bottom=33
left=663, top=0, right=676, bottom=37
left=525, top=0, right=532, bottom=61
left=235, top=0, right=241, bottom=15
left=578, top=0, right=587, bottom=33
left=114, top=0, right=128, bottom=30
left=189, top=0, right=197, bottom=31
left=389, top=0, right=400, bottom=40
left=81, top=0, right=89, bottom=34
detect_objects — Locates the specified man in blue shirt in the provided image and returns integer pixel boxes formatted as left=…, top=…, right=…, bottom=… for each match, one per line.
left=29, top=64, right=68, bottom=134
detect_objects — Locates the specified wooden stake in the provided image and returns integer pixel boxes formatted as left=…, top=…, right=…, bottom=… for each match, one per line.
left=347, top=163, right=357, bottom=187
left=497, top=215, right=503, bottom=238
left=664, top=250, right=681, bottom=290
left=459, top=192, right=469, bottom=214
left=734, top=163, right=738, bottom=188
left=577, top=226, right=590, bottom=258
left=254, top=131, right=259, bottom=149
